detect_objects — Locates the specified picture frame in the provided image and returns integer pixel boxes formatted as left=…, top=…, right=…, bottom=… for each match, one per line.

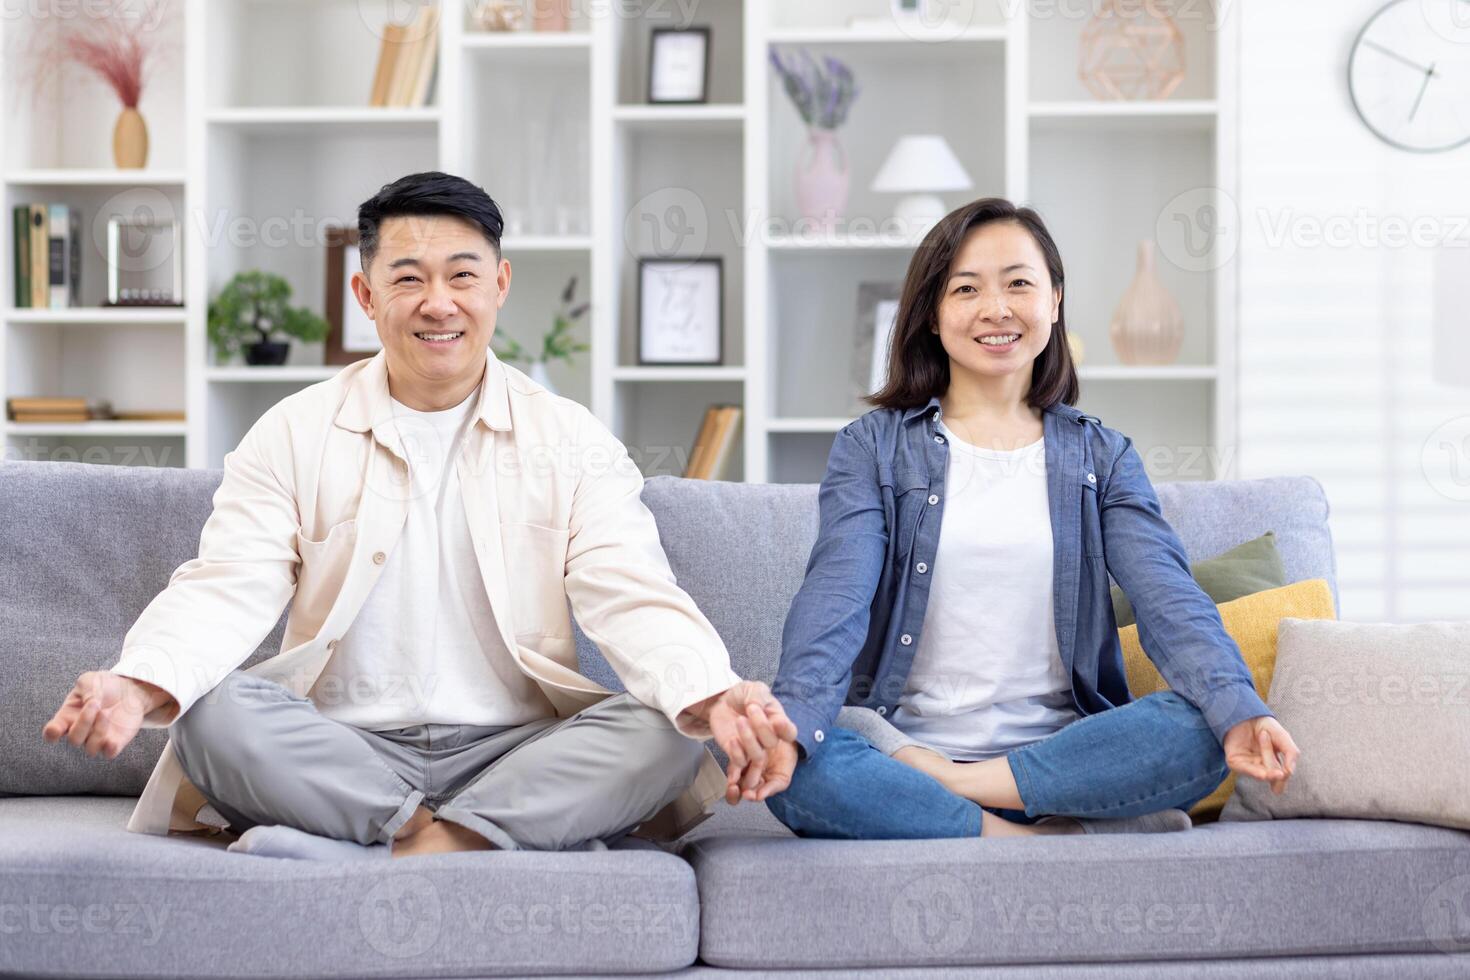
left=324, top=226, right=383, bottom=366
left=638, top=257, right=723, bottom=365
left=647, top=26, right=710, bottom=104
left=850, top=281, right=903, bottom=411
left=105, top=217, right=183, bottom=306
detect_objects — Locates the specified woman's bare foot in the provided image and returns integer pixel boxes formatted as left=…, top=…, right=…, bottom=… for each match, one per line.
left=892, top=746, right=1024, bottom=810
left=391, top=817, right=495, bottom=858
left=981, top=811, right=1083, bottom=838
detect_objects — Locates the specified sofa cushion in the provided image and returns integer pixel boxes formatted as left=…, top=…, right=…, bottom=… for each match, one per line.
left=1120, top=578, right=1338, bottom=822
left=1222, top=619, right=1470, bottom=831
left=684, top=817, right=1470, bottom=969
left=0, top=796, right=700, bottom=978
left=0, top=462, right=290, bottom=798
left=1111, top=530, right=1287, bottom=628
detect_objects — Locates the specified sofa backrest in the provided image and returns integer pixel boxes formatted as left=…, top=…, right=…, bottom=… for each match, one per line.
left=575, top=473, right=1341, bottom=691
left=0, top=460, right=1337, bottom=797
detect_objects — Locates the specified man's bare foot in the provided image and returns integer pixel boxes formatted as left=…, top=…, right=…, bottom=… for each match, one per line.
left=391, top=817, right=495, bottom=858
left=981, top=811, right=1083, bottom=838
left=393, top=804, right=435, bottom=841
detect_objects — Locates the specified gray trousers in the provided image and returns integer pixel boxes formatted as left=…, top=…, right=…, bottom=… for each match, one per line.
left=170, top=670, right=706, bottom=852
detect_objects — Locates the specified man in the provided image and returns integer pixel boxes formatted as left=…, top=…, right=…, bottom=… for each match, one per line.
left=41, top=171, right=796, bottom=860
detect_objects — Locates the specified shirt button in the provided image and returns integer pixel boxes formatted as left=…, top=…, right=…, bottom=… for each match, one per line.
left=1087, top=472, right=1097, bottom=484
left=900, top=633, right=913, bottom=645
left=877, top=705, right=888, bottom=716
left=372, top=551, right=386, bottom=565
left=327, top=638, right=339, bottom=650
left=931, top=411, right=940, bottom=421
left=927, top=494, right=939, bottom=505
left=814, top=729, right=825, bottom=743
left=916, top=561, right=928, bottom=573
left=934, top=435, right=944, bottom=444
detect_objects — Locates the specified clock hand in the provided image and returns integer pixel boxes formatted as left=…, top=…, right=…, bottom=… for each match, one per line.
left=1409, top=63, right=1436, bottom=122
left=1363, top=39, right=1433, bottom=74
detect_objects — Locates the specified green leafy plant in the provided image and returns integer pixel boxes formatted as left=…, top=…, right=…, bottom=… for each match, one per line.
left=208, top=270, right=330, bottom=362
left=493, top=274, right=590, bottom=367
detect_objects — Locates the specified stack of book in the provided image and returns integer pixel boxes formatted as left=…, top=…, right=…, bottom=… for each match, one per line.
left=7, top=397, right=110, bottom=423
left=10, top=204, right=82, bottom=309
left=684, top=405, right=742, bottom=480
left=368, top=5, right=441, bottom=107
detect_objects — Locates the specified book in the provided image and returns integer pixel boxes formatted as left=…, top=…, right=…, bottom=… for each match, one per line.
left=12, top=205, right=30, bottom=308
left=29, top=204, right=47, bottom=310
left=685, top=404, right=741, bottom=480
left=10, top=413, right=91, bottom=423
left=406, top=5, right=441, bottom=107
left=388, top=6, right=436, bottom=107
left=369, top=22, right=408, bottom=107
left=684, top=406, right=720, bottom=478
left=706, top=406, right=743, bottom=481
left=9, top=397, right=89, bottom=411
left=47, top=204, right=81, bottom=308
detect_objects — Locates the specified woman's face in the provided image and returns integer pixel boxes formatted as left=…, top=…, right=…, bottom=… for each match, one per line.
left=933, top=220, right=1061, bottom=385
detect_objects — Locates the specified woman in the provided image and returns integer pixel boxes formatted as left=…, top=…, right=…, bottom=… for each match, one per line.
left=762, top=199, right=1300, bottom=839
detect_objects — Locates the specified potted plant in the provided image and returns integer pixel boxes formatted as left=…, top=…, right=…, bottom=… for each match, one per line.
left=208, top=271, right=330, bottom=367
left=492, top=274, right=590, bottom=393
left=769, top=48, right=860, bottom=232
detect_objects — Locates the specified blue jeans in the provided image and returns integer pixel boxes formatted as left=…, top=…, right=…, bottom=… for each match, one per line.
left=765, top=690, right=1230, bottom=839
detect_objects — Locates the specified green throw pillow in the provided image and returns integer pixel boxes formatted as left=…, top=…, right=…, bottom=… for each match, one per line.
left=1110, top=531, right=1287, bottom=628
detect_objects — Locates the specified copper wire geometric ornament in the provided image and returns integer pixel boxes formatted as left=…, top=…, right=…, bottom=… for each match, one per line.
left=1079, top=0, right=1186, bottom=101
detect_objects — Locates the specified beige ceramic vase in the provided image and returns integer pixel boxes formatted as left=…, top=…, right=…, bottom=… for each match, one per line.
left=1109, top=240, right=1182, bottom=365
left=113, top=106, right=149, bottom=169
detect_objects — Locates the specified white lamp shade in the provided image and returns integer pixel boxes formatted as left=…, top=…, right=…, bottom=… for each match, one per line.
left=870, top=135, right=973, bottom=193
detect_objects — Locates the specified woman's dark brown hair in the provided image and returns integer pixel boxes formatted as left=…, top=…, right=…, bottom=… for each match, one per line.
left=868, top=197, right=1079, bottom=411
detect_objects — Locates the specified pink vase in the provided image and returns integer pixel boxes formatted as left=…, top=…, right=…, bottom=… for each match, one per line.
left=1109, top=240, right=1183, bottom=365
left=794, top=128, right=850, bottom=232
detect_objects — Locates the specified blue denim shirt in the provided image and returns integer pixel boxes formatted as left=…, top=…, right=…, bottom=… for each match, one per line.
left=772, top=395, right=1273, bottom=760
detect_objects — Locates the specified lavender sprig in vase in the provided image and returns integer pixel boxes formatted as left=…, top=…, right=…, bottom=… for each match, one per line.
left=769, top=49, right=860, bottom=234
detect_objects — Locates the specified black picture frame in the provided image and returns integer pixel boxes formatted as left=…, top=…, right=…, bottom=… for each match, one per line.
left=637, top=256, right=724, bottom=366
left=647, top=26, right=710, bottom=104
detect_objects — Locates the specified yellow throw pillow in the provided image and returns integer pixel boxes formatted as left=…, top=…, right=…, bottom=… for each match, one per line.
left=1118, top=578, right=1337, bottom=822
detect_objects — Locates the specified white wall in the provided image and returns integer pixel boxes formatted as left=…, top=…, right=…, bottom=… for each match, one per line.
left=1236, top=0, right=1470, bottom=622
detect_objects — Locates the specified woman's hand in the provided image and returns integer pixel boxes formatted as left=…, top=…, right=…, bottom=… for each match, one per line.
left=1223, top=715, right=1300, bottom=794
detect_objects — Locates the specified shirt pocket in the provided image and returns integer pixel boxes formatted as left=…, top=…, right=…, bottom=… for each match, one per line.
left=499, top=521, right=572, bottom=638
left=293, top=519, right=357, bottom=628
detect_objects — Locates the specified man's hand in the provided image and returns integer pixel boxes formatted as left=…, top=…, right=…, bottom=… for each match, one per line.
left=683, top=681, right=799, bottom=804
left=41, top=671, right=170, bottom=760
left=1223, top=714, right=1300, bottom=794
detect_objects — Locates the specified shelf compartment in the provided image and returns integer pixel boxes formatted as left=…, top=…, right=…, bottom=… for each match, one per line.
left=765, top=39, right=1004, bottom=235
left=205, top=0, right=441, bottom=111
left=613, top=380, right=744, bottom=481
left=614, top=0, right=743, bottom=106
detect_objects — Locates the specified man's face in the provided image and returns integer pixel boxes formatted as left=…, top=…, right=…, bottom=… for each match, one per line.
left=350, top=214, right=511, bottom=396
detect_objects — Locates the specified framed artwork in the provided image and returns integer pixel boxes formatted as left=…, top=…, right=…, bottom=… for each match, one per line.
left=106, top=217, right=183, bottom=306
left=324, top=226, right=382, bottom=366
left=648, top=26, right=710, bottom=104
left=851, top=282, right=903, bottom=410
left=638, top=257, right=723, bottom=365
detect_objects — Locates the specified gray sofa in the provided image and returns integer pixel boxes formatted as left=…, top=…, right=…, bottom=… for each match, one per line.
left=3, top=458, right=1469, bottom=979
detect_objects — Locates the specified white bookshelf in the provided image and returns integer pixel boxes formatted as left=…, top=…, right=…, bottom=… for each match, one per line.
left=1, top=0, right=1237, bottom=482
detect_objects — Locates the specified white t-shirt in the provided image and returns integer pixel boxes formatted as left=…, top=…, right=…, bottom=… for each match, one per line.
left=889, top=419, right=1080, bottom=760
left=310, top=383, right=556, bottom=731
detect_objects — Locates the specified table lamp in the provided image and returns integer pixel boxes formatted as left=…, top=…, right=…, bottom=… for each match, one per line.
left=870, top=134, right=973, bottom=233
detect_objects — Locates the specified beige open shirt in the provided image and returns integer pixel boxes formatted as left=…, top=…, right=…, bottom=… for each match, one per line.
left=111, top=347, right=740, bottom=840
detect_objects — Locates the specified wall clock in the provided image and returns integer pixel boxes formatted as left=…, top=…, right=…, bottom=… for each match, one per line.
left=1348, top=0, right=1470, bottom=152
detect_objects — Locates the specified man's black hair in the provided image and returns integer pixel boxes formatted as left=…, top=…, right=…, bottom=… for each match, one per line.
left=356, top=171, right=504, bottom=271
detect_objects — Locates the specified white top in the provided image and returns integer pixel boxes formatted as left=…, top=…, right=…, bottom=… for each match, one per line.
left=890, top=420, right=1080, bottom=760
left=310, top=382, right=556, bottom=730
